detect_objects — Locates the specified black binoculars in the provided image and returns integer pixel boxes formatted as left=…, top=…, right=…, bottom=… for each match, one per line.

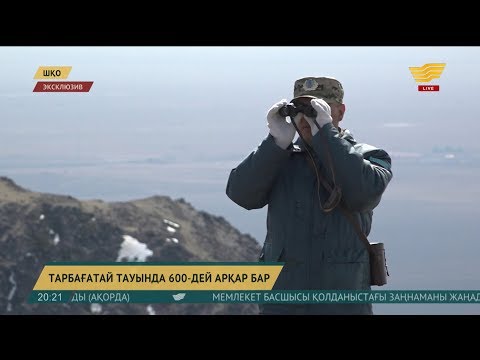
left=278, top=101, right=317, bottom=118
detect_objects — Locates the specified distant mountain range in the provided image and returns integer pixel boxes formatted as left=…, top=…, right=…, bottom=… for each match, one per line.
left=0, top=177, right=261, bottom=315
left=390, top=146, right=475, bottom=165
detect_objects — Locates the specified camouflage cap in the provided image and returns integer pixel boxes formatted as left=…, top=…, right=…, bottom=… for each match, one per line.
left=292, top=76, right=344, bottom=104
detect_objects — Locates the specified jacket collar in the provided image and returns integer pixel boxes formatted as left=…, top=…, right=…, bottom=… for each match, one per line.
left=292, top=126, right=357, bottom=153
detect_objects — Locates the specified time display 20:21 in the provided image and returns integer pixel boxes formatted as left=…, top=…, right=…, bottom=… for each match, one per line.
left=35, top=292, right=64, bottom=302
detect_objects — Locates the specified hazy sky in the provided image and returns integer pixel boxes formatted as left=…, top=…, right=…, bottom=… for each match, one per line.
left=1, top=46, right=479, bottom=161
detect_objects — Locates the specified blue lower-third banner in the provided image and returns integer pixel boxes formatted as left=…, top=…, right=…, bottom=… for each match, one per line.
left=29, top=290, right=480, bottom=304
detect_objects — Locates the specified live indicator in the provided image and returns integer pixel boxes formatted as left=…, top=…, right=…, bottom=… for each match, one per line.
left=418, top=85, right=440, bottom=91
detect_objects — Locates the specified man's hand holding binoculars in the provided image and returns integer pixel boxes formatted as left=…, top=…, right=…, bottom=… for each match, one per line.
left=267, top=99, right=296, bottom=149
left=304, top=98, right=333, bottom=136
left=267, top=98, right=333, bottom=147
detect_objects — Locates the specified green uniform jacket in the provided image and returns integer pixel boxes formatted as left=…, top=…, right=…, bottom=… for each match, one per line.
left=226, top=123, right=393, bottom=315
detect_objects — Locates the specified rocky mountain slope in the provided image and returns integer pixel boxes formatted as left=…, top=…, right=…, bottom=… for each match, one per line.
left=0, top=177, right=261, bottom=315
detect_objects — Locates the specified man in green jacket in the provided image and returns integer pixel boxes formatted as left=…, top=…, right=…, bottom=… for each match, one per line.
left=226, top=76, right=393, bottom=315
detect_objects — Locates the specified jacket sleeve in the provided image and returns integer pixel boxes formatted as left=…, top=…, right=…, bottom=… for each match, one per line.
left=310, top=123, right=393, bottom=212
left=226, top=134, right=291, bottom=210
